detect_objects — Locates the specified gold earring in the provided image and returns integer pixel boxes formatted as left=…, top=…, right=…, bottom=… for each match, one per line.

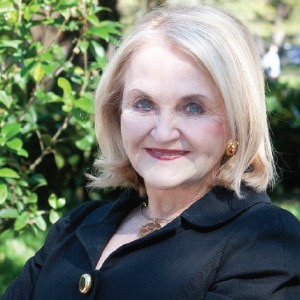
left=226, top=142, right=239, bottom=157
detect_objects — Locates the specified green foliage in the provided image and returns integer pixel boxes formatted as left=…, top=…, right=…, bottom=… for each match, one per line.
left=267, top=78, right=300, bottom=194
left=0, top=229, right=47, bottom=295
left=0, top=0, right=121, bottom=234
left=277, top=199, right=300, bottom=220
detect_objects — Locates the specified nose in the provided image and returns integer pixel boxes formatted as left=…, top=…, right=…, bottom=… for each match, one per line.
left=150, top=112, right=180, bottom=142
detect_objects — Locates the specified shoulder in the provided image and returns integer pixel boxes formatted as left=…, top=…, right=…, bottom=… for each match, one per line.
left=45, top=199, right=114, bottom=243
left=225, top=202, right=300, bottom=267
left=215, top=187, right=300, bottom=271
left=228, top=197, right=300, bottom=247
left=65, top=199, right=113, bottom=230
left=46, top=189, right=139, bottom=240
left=207, top=203, right=300, bottom=298
left=224, top=185, right=300, bottom=235
left=238, top=200, right=300, bottom=234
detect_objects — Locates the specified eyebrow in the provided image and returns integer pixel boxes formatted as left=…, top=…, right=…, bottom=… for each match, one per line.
left=126, top=89, right=151, bottom=99
left=125, top=89, right=209, bottom=102
left=179, top=94, right=209, bottom=103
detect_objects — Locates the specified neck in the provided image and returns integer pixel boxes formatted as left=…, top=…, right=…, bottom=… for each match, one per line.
left=144, top=183, right=210, bottom=220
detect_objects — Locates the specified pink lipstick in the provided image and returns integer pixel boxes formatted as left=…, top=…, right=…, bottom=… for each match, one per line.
left=145, top=148, right=189, bottom=160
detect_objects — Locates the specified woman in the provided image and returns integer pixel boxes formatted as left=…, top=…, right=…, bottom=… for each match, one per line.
left=3, top=5, right=300, bottom=299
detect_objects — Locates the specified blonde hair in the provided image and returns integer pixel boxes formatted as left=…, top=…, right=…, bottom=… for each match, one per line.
left=89, top=5, right=276, bottom=197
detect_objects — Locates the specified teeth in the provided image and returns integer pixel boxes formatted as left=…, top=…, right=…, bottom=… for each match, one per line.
left=152, top=150, right=185, bottom=156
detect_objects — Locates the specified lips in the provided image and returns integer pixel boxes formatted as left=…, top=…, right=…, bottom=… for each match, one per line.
left=145, top=148, right=189, bottom=160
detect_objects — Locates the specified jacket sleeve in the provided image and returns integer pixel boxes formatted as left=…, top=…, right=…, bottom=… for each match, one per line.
left=204, top=206, right=300, bottom=300
left=1, top=200, right=103, bottom=300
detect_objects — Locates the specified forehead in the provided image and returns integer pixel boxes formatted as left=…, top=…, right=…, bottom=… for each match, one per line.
left=122, top=41, right=222, bottom=103
left=126, top=40, right=202, bottom=75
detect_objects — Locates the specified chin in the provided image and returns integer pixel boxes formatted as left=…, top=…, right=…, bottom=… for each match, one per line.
left=143, top=175, right=177, bottom=189
left=143, top=174, right=197, bottom=191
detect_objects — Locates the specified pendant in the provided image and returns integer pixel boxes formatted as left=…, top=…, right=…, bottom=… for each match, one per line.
left=139, top=221, right=161, bottom=237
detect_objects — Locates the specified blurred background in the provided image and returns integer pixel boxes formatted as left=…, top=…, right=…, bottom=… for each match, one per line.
left=0, top=0, right=299, bottom=294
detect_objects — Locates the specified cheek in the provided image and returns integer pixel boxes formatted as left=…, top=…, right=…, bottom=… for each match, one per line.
left=121, top=112, right=152, bottom=147
left=189, top=118, right=228, bottom=142
left=207, top=121, right=228, bottom=139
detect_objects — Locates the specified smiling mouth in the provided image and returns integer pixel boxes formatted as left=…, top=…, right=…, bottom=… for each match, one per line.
left=145, top=148, right=189, bottom=160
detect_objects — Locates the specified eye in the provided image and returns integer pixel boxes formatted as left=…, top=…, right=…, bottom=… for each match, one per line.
left=184, top=102, right=203, bottom=114
left=133, top=99, right=153, bottom=111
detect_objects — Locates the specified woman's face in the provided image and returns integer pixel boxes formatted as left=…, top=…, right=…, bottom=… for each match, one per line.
left=121, top=42, right=229, bottom=192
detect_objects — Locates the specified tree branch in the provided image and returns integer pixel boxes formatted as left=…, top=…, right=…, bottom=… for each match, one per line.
left=51, top=113, right=71, bottom=143
left=35, top=128, right=45, bottom=151
left=29, top=113, right=71, bottom=171
left=29, top=148, right=52, bottom=171
left=17, top=85, right=38, bottom=122
left=17, top=0, right=22, bottom=25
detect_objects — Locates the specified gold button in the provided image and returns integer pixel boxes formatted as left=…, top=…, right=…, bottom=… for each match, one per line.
left=79, top=274, right=93, bottom=294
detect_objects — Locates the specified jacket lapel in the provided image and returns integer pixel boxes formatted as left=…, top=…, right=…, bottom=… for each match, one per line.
left=75, top=189, right=141, bottom=267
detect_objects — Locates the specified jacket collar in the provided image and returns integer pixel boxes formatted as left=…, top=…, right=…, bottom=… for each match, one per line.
left=79, top=185, right=271, bottom=231
left=181, top=185, right=271, bottom=229
left=76, top=186, right=270, bottom=267
left=111, top=185, right=271, bottom=229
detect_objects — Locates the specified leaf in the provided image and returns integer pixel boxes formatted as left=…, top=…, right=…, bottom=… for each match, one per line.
left=0, top=168, right=20, bottom=179
left=0, top=138, right=6, bottom=147
left=41, top=61, right=58, bottom=76
left=16, top=198, right=24, bottom=211
left=21, top=59, right=35, bottom=78
left=0, top=208, right=18, bottom=218
left=90, top=40, right=105, bottom=58
left=18, top=148, right=29, bottom=158
left=85, top=21, right=121, bottom=41
left=6, top=138, right=23, bottom=151
left=75, top=135, right=94, bottom=150
left=100, top=20, right=123, bottom=30
left=58, top=77, right=73, bottom=111
left=54, top=152, right=65, bottom=170
left=56, top=197, right=66, bottom=209
left=25, top=193, right=38, bottom=204
left=74, top=66, right=84, bottom=75
left=48, top=193, right=57, bottom=209
left=85, top=27, right=110, bottom=41
left=0, top=157, right=6, bottom=167
left=0, top=40, right=23, bottom=49
left=23, top=3, right=41, bottom=21
left=1, top=123, right=21, bottom=139
left=87, top=14, right=101, bottom=26
left=0, top=90, right=13, bottom=108
left=0, top=183, right=8, bottom=204
left=35, top=215, right=47, bottom=231
left=52, top=44, right=65, bottom=60
left=17, top=180, right=28, bottom=187
left=68, top=154, right=80, bottom=166
left=29, top=174, right=47, bottom=191
left=73, top=96, right=94, bottom=114
left=50, top=209, right=60, bottom=224
left=55, top=0, right=78, bottom=10
left=58, top=77, right=73, bottom=100
left=79, top=40, right=89, bottom=53
left=72, top=108, right=89, bottom=124
left=31, top=62, right=44, bottom=83
left=0, top=1, right=14, bottom=14
left=14, top=211, right=30, bottom=230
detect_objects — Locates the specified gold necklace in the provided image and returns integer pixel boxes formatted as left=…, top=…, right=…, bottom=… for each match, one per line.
left=138, top=202, right=174, bottom=237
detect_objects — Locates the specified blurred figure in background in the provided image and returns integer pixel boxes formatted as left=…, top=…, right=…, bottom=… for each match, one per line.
left=262, top=43, right=281, bottom=81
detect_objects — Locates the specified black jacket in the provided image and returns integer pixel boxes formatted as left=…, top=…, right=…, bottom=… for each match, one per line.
left=2, top=186, right=300, bottom=299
